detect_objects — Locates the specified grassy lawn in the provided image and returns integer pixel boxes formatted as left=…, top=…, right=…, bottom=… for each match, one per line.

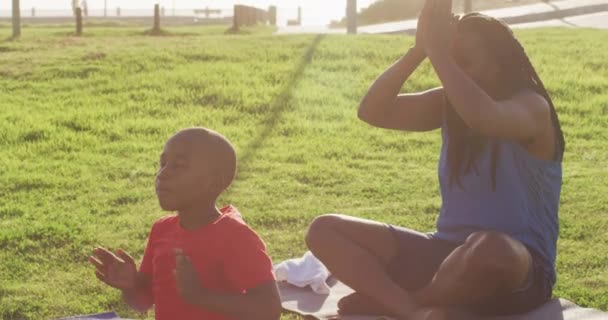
left=0, top=25, right=606, bottom=319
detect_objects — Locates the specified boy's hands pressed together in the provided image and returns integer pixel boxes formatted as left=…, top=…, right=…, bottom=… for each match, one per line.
left=174, top=248, right=206, bottom=306
left=89, top=247, right=137, bottom=291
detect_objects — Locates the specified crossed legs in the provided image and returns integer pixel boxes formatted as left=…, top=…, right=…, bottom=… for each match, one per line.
left=306, top=214, right=532, bottom=319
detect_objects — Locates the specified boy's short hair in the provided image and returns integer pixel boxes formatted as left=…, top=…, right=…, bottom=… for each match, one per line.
left=176, top=127, right=237, bottom=197
left=204, top=128, right=237, bottom=196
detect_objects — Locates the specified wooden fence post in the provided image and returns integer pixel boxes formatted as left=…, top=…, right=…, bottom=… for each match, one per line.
left=347, top=0, right=357, bottom=34
left=31, top=7, right=35, bottom=17
left=12, top=0, right=21, bottom=38
left=297, top=7, right=302, bottom=25
left=233, top=4, right=240, bottom=30
left=153, top=4, right=161, bottom=33
left=116, top=7, right=121, bottom=17
left=244, top=6, right=250, bottom=26
left=243, top=6, right=248, bottom=27
left=76, top=7, right=83, bottom=36
left=249, top=7, right=256, bottom=25
left=256, top=9, right=262, bottom=24
left=268, top=6, right=277, bottom=26
left=242, top=6, right=248, bottom=26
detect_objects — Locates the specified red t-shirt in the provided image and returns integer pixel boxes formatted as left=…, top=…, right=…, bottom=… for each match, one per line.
left=139, top=205, right=275, bottom=320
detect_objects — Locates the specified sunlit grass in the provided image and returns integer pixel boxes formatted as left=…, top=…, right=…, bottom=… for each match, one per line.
left=0, top=26, right=606, bottom=319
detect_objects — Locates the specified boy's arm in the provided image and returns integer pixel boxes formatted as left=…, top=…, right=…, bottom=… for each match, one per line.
left=122, top=271, right=154, bottom=312
left=196, top=280, right=281, bottom=320
left=90, top=247, right=154, bottom=313
left=175, top=236, right=281, bottom=320
left=122, top=219, right=158, bottom=313
left=176, top=259, right=281, bottom=320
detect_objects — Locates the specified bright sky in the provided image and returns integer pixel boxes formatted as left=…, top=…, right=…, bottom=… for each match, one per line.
left=0, top=0, right=379, bottom=25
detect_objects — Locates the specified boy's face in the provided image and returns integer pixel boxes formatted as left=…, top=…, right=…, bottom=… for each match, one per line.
left=155, top=134, right=213, bottom=211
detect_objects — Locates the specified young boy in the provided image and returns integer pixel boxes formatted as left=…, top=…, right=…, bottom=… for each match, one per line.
left=89, top=127, right=281, bottom=320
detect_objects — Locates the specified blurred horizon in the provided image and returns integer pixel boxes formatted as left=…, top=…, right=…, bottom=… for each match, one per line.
left=0, top=0, right=379, bottom=26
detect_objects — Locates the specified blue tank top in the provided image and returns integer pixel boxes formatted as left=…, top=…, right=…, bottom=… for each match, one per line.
left=434, top=120, right=562, bottom=284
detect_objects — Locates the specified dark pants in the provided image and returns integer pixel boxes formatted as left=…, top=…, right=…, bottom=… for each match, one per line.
left=385, top=225, right=553, bottom=316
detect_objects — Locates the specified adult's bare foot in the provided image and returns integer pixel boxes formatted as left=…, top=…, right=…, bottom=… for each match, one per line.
left=337, top=292, right=394, bottom=316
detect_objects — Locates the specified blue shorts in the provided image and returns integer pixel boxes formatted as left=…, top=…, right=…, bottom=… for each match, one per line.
left=385, top=225, right=553, bottom=316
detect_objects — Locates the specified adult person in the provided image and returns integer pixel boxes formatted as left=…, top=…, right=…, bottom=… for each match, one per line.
left=306, top=0, right=565, bottom=319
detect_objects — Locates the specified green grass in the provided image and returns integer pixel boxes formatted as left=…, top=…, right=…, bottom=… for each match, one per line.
left=0, top=25, right=607, bottom=319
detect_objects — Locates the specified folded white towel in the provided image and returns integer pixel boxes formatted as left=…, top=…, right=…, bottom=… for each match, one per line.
left=274, top=251, right=331, bottom=295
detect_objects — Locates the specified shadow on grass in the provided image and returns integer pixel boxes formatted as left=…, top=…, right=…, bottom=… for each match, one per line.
left=558, top=17, right=579, bottom=27
left=224, top=26, right=252, bottom=35
left=141, top=28, right=198, bottom=37
left=237, top=34, right=325, bottom=170
left=2, top=35, right=20, bottom=42
left=224, top=25, right=277, bottom=35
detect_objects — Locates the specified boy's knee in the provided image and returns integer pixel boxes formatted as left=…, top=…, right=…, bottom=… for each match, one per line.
left=305, top=214, right=342, bottom=252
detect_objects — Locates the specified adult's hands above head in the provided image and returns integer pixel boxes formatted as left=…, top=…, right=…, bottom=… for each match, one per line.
left=423, top=0, right=458, bottom=59
left=89, top=247, right=138, bottom=291
left=414, top=0, right=434, bottom=55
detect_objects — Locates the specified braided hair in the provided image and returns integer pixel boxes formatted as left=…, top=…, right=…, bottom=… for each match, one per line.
left=446, top=13, right=566, bottom=190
